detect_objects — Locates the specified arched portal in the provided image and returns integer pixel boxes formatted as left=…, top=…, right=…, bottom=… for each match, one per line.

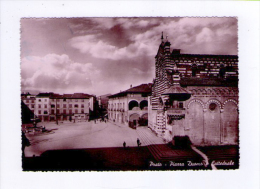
left=204, top=101, right=221, bottom=145
left=139, top=113, right=148, bottom=126
left=129, top=113, right=140, bottom=128
left=141, top=113, right=148, bottom=119
left=140, top=100, right=148, bottom=110
left=129, top=100, right=138, bottom=110
left=129, top=113, right=140, bottom=122
left=186, top=101, right=204, bottom=145
left=223, top=101, right=238, bottom=144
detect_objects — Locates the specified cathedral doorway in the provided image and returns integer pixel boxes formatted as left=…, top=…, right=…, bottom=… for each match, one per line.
left=204, top=102, right=221, bottom=145
left=223, top=101, right=238, bottom=144
left=187, top=102, right=204, bottom=145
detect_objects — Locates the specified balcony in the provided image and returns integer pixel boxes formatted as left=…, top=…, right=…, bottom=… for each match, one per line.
left=166, top=108, right=185, bottom=115
left=166, top=108, right=185, bottom=120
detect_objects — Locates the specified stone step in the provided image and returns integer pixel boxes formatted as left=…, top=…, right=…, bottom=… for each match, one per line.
left=137, top=130, right=150, bottom=146
left=148, top=144, right=202, bottom=162
left=148, top=146, right=161, bottom=161
left=136, top=129, right=152, bottom=146
left=137, top=128, right=155, bottom=146
left=141, top=128, right=164, bottom=143
left=136, top=127, right=165, bottom=146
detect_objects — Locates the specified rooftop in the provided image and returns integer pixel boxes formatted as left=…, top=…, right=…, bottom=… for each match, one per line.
left=36, top=93, right=93, bottom=99
left=171, top=52, right=238, bottom=59
left=180, top=77, right=238, bottom=87
left=36, top=93, right=54, bottom=97
left=109, top=83, right=152, bottom=98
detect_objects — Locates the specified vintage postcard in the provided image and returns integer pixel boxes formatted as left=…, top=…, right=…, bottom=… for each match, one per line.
left=21, top=17, right=239, bottom=171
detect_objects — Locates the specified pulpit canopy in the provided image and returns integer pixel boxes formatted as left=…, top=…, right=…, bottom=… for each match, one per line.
left=162, top=86, right=191, bottom=101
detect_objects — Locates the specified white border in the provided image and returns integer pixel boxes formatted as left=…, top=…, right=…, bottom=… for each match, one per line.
left=0, top=1, right=259, bottom=189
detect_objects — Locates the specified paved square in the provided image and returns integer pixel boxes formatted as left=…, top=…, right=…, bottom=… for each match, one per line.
left=24, top=121, right=164, bottom=157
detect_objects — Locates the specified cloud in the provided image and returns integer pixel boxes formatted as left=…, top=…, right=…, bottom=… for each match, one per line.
left=69, top=17, right=237, bottom=61
left=69, top=34, right=156, bottom=61
left=21, top=18, right=238, bottom=95
left=21, top=54, right=99, bottom=94
left=196, top=27, right=215, bottom=43
left=91, top=18, right=118, bottom=30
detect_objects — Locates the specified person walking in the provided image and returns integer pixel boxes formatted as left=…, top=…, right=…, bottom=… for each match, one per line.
left=137, top=138, right=141, bottom=147
left=123, top=141, right=126, bottom=149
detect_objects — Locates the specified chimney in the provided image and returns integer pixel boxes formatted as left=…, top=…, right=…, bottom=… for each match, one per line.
left=130, top=84, right=132, bottom=88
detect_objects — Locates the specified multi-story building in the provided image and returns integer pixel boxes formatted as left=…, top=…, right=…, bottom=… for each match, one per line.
left=148, top=34, right=238, bottom=146
left=97, top=94, right=110, bottom=118
left=97, top=95, right=109, bottom=110
left=21, top=93, right=36, bottom=113
left=48, top=93, right=93, bottom=122
left=108, top=84, right=152, bottom=128
left=21, top=93, right=37, bottom=124
left=22, top=92, right=95, bottom=122
left=35, top=93, right=52, bottom=122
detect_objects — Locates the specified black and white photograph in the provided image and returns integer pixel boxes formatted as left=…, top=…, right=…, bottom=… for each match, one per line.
left=20, top=17, right=239, bottom=171
left=1, top=1, right=260, bottom=189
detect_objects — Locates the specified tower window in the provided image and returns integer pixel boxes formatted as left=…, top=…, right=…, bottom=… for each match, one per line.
left=219, top=64, right=226, bottom=78
left=192, top=64, right=197, bottom=77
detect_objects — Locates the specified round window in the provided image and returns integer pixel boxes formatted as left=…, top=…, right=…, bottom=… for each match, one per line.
left=209, top=103, right=217, bottom=111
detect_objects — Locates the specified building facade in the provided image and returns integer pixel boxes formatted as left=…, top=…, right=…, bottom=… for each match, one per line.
left=22, top=92, right=95, bottom=122
left=148, top=34, right=238, bottom=146
left=48, top=93, right=94, bottom=122
left=35, top=93, right=52, bottom=122
left=21, top=93, right=36, bottom=113
left=108, top=84, right=152, bottom=128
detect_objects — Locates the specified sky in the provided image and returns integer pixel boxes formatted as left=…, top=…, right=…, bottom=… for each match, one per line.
left=21, top=17, right=238, bottom=96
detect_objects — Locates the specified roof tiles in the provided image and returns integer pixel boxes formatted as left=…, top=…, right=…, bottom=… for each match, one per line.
left=109, top=83, right=152, bottom=98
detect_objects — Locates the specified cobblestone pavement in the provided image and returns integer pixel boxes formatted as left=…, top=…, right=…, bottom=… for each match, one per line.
left=24, top=120, right=165, bottom=157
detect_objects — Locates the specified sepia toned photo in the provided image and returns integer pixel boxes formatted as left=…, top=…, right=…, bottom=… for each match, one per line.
left=21, top=17, right=239, bottom=171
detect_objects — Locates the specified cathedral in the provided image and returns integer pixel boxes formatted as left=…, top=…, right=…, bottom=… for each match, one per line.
left=148, top=33, right=239, bottom=146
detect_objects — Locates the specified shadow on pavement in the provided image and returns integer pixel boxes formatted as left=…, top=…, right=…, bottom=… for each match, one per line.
left=23, top=146, right=152, bottom=171
left=22, top=144, right=239, bottom=171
